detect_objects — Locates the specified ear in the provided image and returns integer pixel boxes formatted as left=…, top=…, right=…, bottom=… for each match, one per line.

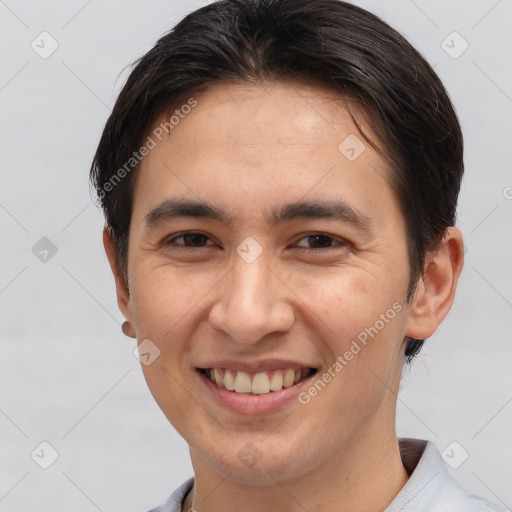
left=103, top=227, right=135, bottom=336
left=405, top=227, right=464, bottom=340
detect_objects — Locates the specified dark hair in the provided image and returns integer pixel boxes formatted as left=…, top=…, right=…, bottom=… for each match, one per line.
left=90, top=0, right=464, bottom=363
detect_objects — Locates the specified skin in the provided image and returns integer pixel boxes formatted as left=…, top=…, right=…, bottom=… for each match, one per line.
left=104, top=81, right=464, bottom=512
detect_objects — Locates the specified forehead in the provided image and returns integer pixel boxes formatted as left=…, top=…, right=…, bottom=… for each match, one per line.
left=162, top=81, right=380, bottom=154
left=133, top=81, right=399, bottom=228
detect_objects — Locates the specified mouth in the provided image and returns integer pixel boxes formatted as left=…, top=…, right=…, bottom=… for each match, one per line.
left=197, top=367, right=318, bottom=395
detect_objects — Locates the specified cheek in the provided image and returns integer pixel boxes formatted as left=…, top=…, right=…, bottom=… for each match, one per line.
left=290, top=265, right=405, bottom=338
left=130, top=264, right=209, bottom=333
left=292, top=267, right=408, bottom=408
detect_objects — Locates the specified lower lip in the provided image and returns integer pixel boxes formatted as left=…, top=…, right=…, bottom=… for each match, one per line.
left=197, top=370, right=316, bottom=415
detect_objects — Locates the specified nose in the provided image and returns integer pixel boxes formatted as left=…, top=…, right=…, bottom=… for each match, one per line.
left=208, top=253, right=295, bottom=345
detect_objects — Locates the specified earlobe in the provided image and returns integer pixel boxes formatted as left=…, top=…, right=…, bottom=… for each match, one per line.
left=405, top=227, right=464, bottom=340
left=103, top=227, right=134, bottom=331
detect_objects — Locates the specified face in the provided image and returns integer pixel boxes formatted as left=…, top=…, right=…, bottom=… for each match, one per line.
left=118, top=81, right=418, bottom=484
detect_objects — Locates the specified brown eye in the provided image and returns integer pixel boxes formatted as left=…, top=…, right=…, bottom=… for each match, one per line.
left=295, top=234, right=347, bottom=250
left=304, top=235, right=333, bottom=248
left=165, top=232, right=213, bottom=248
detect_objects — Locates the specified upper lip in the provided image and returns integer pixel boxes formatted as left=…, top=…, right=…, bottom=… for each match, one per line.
left=195, top=359, right=319, bottom=373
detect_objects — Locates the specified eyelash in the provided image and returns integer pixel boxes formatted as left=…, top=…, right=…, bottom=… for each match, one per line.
left=163, top=231, right=348, bottom=253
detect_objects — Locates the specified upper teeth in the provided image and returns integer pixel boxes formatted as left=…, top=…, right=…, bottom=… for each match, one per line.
left=205, top=368, right=313, bottom=394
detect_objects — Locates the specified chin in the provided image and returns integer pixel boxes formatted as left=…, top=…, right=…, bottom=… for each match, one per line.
left=192, top=435, right=317, bottom=487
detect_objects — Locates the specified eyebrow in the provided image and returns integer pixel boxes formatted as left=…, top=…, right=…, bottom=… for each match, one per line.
left=144, top=197, right=373, bottom=231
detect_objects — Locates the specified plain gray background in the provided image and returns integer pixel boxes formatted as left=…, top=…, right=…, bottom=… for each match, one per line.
left=1, top=0, right=511, bottom=510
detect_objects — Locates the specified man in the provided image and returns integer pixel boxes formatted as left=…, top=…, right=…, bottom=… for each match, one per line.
left=90, top=1, right=505, bottom=510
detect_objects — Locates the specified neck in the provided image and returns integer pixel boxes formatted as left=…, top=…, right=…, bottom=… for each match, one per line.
left=182, top=429, right=409, bottom=512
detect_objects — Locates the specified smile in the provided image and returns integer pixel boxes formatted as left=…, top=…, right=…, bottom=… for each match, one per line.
left=198, top=367, right=317, bottom=395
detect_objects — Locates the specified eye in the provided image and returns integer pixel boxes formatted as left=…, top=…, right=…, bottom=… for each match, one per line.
left=294, top=233, right=348, bottom=251
left=164, top=232, right=215, bottom=249
left=162, top=232, right=348, bottom=253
